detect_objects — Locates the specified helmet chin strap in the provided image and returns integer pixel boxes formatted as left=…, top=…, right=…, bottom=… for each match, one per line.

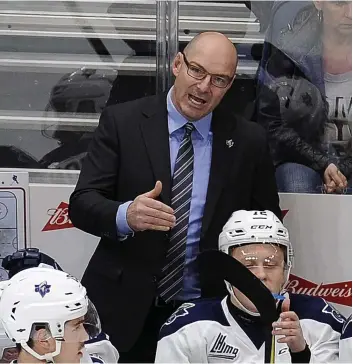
left=21, top=339, right=62, bottom=363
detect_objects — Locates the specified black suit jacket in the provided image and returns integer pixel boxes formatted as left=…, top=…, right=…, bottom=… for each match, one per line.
left=69, top=92, right=281, bottom=352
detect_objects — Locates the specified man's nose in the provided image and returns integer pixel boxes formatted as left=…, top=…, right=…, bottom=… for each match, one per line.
left=81, top=327, right=89, bottom=342
left=252, top=265, right=267, bottom=281
left=197, top=75, right=212, bottom=92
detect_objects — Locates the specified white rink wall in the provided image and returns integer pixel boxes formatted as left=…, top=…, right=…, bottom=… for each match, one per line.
left=4, top=182, right=352, bottom=317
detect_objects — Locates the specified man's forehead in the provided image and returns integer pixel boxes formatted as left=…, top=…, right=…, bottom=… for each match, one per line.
left=67, top=316, right=84, bottom=325
left=234, top=244, right=282, bottom=256
left=187, top=52, right=236, bottom=75
left=185, top=36, right=237, bottom=70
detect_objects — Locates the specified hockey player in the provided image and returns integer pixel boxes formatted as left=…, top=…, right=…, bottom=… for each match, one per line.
left=339, top=315, right=352, bottom=363
left=0, top=248, right=119, bottom=364
left=155, top=210, right=346, bottom=363
left=0, top=267, right=100, bottom=363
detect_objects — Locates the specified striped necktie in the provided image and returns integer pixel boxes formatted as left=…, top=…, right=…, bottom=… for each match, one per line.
left=157, top=122, right=195, bottom=302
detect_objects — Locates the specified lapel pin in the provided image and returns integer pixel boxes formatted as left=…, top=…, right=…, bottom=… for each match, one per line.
left=226, top=139, right=234, bottom=148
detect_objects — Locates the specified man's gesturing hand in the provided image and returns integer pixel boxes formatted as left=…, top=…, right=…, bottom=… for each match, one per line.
left=272, top=298, right=307, bottom=353
left=127, top=181, right=176, bottom=232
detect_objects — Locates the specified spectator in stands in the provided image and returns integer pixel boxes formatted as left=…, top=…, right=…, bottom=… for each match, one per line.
left=69, top=32, right=281, bottom=362
left=256, top=0, right=351, bottom=194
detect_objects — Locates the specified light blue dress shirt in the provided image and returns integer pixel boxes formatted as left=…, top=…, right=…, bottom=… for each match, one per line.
left=116, top=87, right=213, bottom=300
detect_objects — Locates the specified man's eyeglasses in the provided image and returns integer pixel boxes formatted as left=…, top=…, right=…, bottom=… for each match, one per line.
left=181, top=52, right=233, bottom=88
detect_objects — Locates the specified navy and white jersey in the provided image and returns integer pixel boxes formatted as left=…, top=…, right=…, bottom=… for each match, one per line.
left=339, top=315, right=352, bottom=363
left=85, top=332, right=120, bottom=363
left=155, top=293, right=345, bottom=363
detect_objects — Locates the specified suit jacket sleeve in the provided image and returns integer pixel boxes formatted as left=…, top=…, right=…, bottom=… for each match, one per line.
left=250, top=127, right=282, bottom=221
left=69, top=106, right=122, bottom=241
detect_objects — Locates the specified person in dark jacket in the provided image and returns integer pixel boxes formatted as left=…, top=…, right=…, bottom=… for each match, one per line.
left=256, top=1, right=351, bottom=194
left=69, top=32, right=281, bottom=362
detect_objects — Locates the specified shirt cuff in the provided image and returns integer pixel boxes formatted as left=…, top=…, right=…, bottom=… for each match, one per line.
left=116, top=201, right=134, bottom=240
left=289, top=344, right=311, bottom=363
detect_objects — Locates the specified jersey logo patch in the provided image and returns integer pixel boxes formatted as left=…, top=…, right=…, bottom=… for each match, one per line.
left=209, top=333, right=239, bottom=360
left=322, top=301, right=345, bottom=324
left=164, top=303, right=195, bottom=325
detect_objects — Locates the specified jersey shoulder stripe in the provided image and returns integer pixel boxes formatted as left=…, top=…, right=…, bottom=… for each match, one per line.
left=159, top=298, right=229, bottom=339
left=341, top=315, right=352, bottom=340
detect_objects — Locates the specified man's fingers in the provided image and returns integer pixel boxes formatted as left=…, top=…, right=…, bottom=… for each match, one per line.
left=143, top=197, right=174, bottom=214
left=338, top=171, right=348, bottom=186
left=143, top=206, right=176, bottom=224
left=281, top=298, right=290, bottom=313
left=327, top=180, right=336, bottom=188
left=329, top=169, right=346, bottom=188
left=276, top=336, right=297, bottom=344
left=141, top=223, right=171, bottom=232
left=273, top=320, right=300, bottom=330
left=279, top=311, right=299, bottom=321
left=325, top=184, right=336, bottom=194
left=324, top=180, right=335, bottom=193
left=272, top=328, right=299, bottom=336
left=143, top=215, right=175, bottom=229
left=143, top=180, right=163, bottom=199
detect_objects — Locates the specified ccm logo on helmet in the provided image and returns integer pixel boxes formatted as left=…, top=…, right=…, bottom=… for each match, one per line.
left=250, top=225, right=273, bottom=229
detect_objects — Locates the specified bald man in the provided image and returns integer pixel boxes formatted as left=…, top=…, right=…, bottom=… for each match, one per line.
left=69, top=32, right=281, bottom=362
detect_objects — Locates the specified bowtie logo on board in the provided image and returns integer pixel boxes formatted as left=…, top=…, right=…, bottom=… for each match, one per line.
left=42, top=202, right=73, bottom=231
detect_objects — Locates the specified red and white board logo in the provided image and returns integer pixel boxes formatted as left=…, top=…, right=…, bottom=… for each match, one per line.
left=285, top=274, right=352, bottom=306
left=42, top=202, right=73, bottom=231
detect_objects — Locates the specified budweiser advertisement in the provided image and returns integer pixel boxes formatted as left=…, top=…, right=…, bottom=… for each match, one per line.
left=280, top=193, right=352, bottom=316
left=285, top=275, right=352, bottom=307
left=42, top=202, right=73, bottom=232
left=27, top=185, right=351, bottom=316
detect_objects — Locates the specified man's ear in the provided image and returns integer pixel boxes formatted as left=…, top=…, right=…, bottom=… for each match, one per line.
left=32, top=328, right=54, bottom=353
left=172, top=52, right=183, bottom=78
left=226, top=74, right=236, bottom=91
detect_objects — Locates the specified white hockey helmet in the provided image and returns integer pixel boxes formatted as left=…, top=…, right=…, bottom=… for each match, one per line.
left=219, top=210, right=293, bottom=283
left=0, top=267, right=89, bottom=362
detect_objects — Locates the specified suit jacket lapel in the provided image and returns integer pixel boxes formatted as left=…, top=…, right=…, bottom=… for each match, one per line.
left=139, top=93, right=172, bottom=205
left=201, top=108, right=238, bottom=237
left=139, top=95, right=239, bottom=231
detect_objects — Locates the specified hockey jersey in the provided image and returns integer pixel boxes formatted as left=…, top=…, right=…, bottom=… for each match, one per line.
left=85, top=332, right=120, bottom=363
left=339, top=315, right=352, bottom=363
left=155, top=293, right=345, bottom=363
